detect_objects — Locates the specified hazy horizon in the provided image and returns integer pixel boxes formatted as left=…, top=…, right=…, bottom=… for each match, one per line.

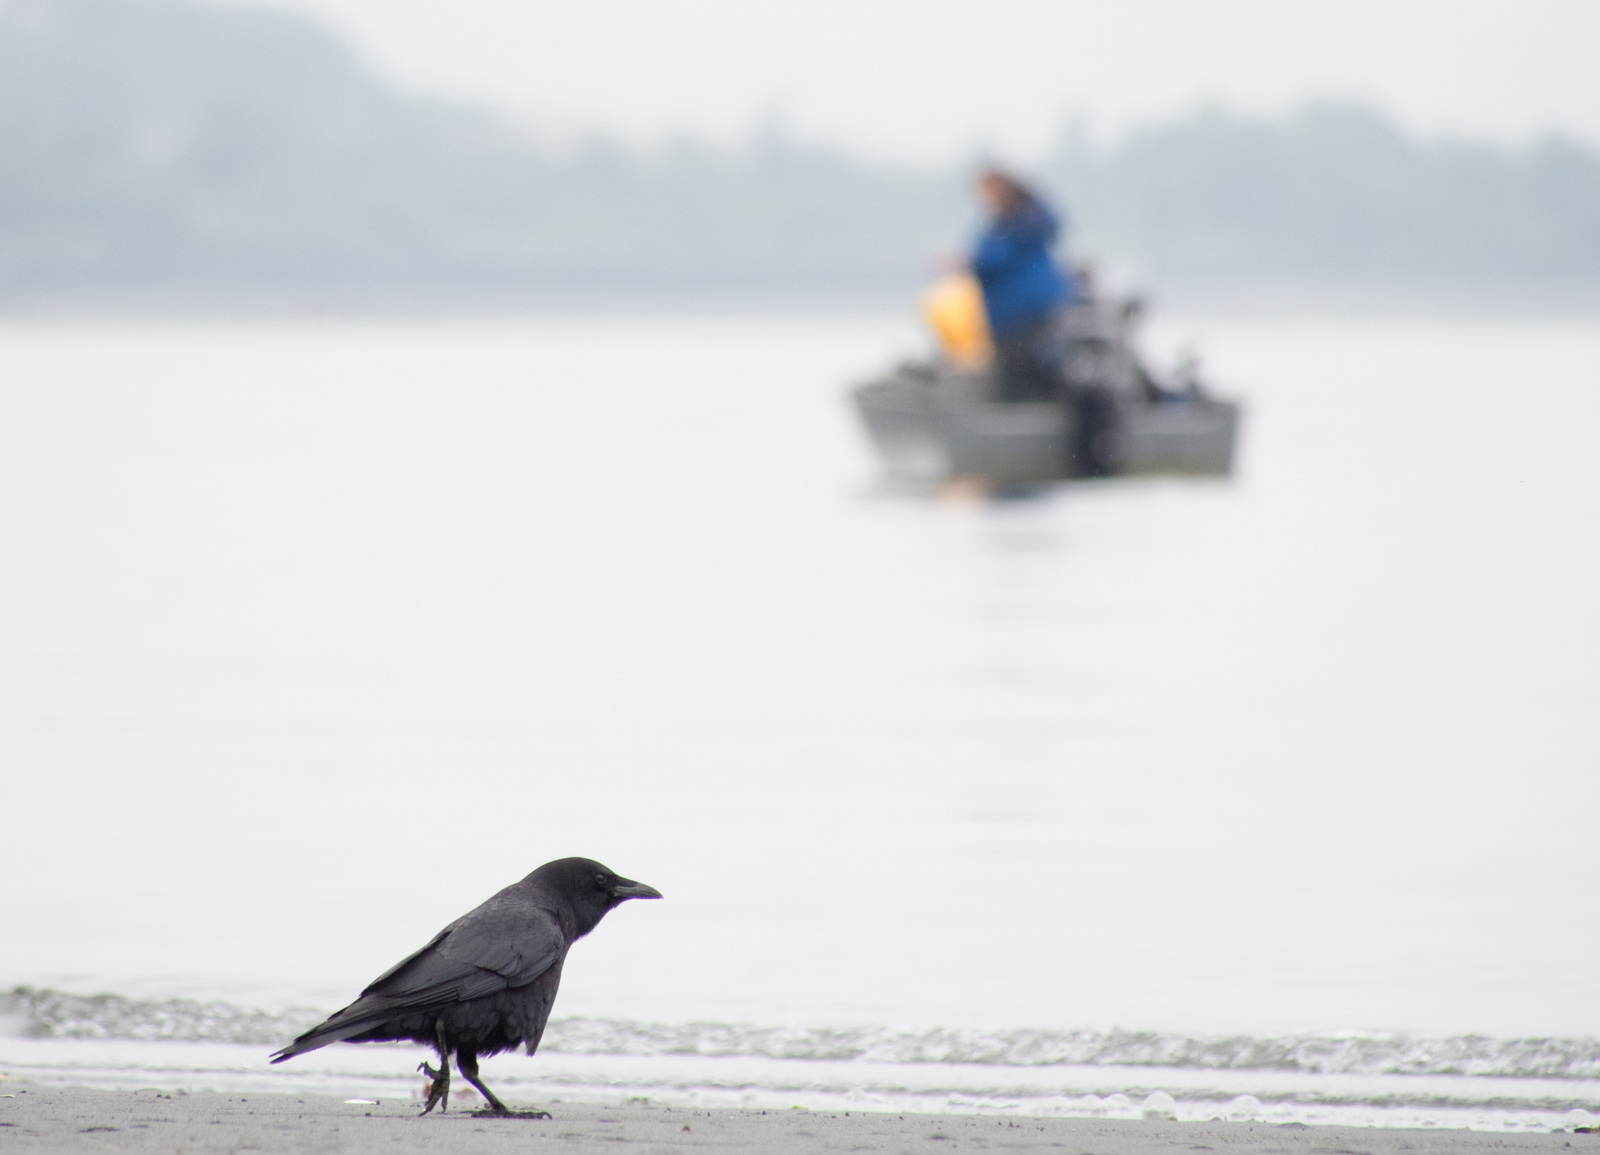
left=198, top=0, right=1600, bottom=164
left=5, top=0, right=1598, bottom=304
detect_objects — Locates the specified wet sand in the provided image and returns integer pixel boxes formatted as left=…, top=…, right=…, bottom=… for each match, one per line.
left=0, top=1084, right=1587, bottom=1153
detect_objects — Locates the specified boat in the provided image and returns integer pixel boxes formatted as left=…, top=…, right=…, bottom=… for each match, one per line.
left=852, top=292, right=1240, bottom=487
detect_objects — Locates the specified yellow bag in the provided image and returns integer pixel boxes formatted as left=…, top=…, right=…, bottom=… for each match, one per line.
left=923, top=273, right=993, bottom=367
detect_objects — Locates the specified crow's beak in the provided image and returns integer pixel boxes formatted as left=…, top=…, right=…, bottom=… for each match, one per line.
left=610, top=878, right=663, bottom=900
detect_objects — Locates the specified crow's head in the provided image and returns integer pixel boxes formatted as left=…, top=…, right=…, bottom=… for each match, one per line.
left=535, top=857, right=662, bottom=936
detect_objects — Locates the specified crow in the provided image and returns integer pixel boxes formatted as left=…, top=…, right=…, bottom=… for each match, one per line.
left=270, top=857, right=661, bottom=1116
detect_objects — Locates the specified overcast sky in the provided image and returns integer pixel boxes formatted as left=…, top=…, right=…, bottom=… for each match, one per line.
left=207, top=0, right=1600, bottom=162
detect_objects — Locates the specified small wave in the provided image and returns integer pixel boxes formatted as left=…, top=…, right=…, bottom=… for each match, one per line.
left=538, top=1020, right=1600, bottom=1080
left=1, top=987, right=322, bottom=1046
left=8, top=987, right=1600, bottom=1081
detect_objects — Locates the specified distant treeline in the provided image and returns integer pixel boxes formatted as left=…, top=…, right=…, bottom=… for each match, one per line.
left=1047, top=108, right=1600, bottom=286
left=3, top=0, right=1599, bottom=302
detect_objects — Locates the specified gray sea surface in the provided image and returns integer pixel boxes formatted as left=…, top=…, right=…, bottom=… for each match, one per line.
left=1, top=312, right=1597, bottom=1124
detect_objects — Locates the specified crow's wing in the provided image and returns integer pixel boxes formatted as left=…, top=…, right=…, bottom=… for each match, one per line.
left=270, top=892, right=563, bottom=1061
left=365, top=895, right=565, bottom=1004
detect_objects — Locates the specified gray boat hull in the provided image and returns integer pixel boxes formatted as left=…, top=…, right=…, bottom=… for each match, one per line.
left=852, top=301, right=1240, bottom=485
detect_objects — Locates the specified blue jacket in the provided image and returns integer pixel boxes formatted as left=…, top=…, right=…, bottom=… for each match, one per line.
left=972, top=199, right=1073, bottom=335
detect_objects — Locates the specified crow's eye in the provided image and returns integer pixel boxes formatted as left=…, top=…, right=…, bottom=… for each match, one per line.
left=595, top=872, right=607, bottom=887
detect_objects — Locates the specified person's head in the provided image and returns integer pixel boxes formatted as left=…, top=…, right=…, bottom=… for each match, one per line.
left=978, top=168, right=1033, bottom=219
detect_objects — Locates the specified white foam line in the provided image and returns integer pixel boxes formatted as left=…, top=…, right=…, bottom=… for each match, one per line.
left=3, top=1039, right=1598, bottom=1126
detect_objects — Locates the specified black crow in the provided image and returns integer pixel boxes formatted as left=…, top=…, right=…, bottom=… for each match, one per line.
left=270, top=857, right=661, bottom=1116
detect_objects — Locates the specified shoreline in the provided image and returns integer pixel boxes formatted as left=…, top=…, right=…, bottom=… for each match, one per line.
left=3, top=1035, right=1598, bottom=1133
left=0, top=1084, right=1591, bottom=1154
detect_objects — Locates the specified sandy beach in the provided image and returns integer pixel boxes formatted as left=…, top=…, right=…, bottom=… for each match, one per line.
left=0, top=1084, right=1590, bottom=1154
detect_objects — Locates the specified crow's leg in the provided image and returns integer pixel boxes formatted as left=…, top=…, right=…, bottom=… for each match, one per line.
left=417, top=1017, right=452, bottom=1115
left=456, top=1049, right=504, bottom=1113
left=457, top=1048, right=545, bottom=1117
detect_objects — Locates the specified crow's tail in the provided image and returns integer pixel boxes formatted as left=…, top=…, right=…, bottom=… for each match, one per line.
left=269, top=997, right=396, bottom=1063
left=270, top=1022, right=363, bottom=1063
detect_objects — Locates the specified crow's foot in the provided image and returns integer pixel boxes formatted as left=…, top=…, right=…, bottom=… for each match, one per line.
left=417, top=1059, right=450, bottom=1115
left=472, top=1107, right=552, bottom=1119
left=417, top=1017, right=453, bottom=1116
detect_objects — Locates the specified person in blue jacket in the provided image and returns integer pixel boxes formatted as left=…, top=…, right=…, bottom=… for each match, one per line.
left=971, top=168, right=1075, bottom=403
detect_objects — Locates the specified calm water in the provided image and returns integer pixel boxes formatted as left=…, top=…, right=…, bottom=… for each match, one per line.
left=2, top=313, right=1597, bottom=1125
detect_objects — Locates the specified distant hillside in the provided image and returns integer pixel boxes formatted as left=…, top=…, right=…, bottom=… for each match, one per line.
left=1046, top=106, right=1600, bottom=287
left=2, top=0, right=1599, bottom=303
left=0, top=0, right=968, bottom=299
